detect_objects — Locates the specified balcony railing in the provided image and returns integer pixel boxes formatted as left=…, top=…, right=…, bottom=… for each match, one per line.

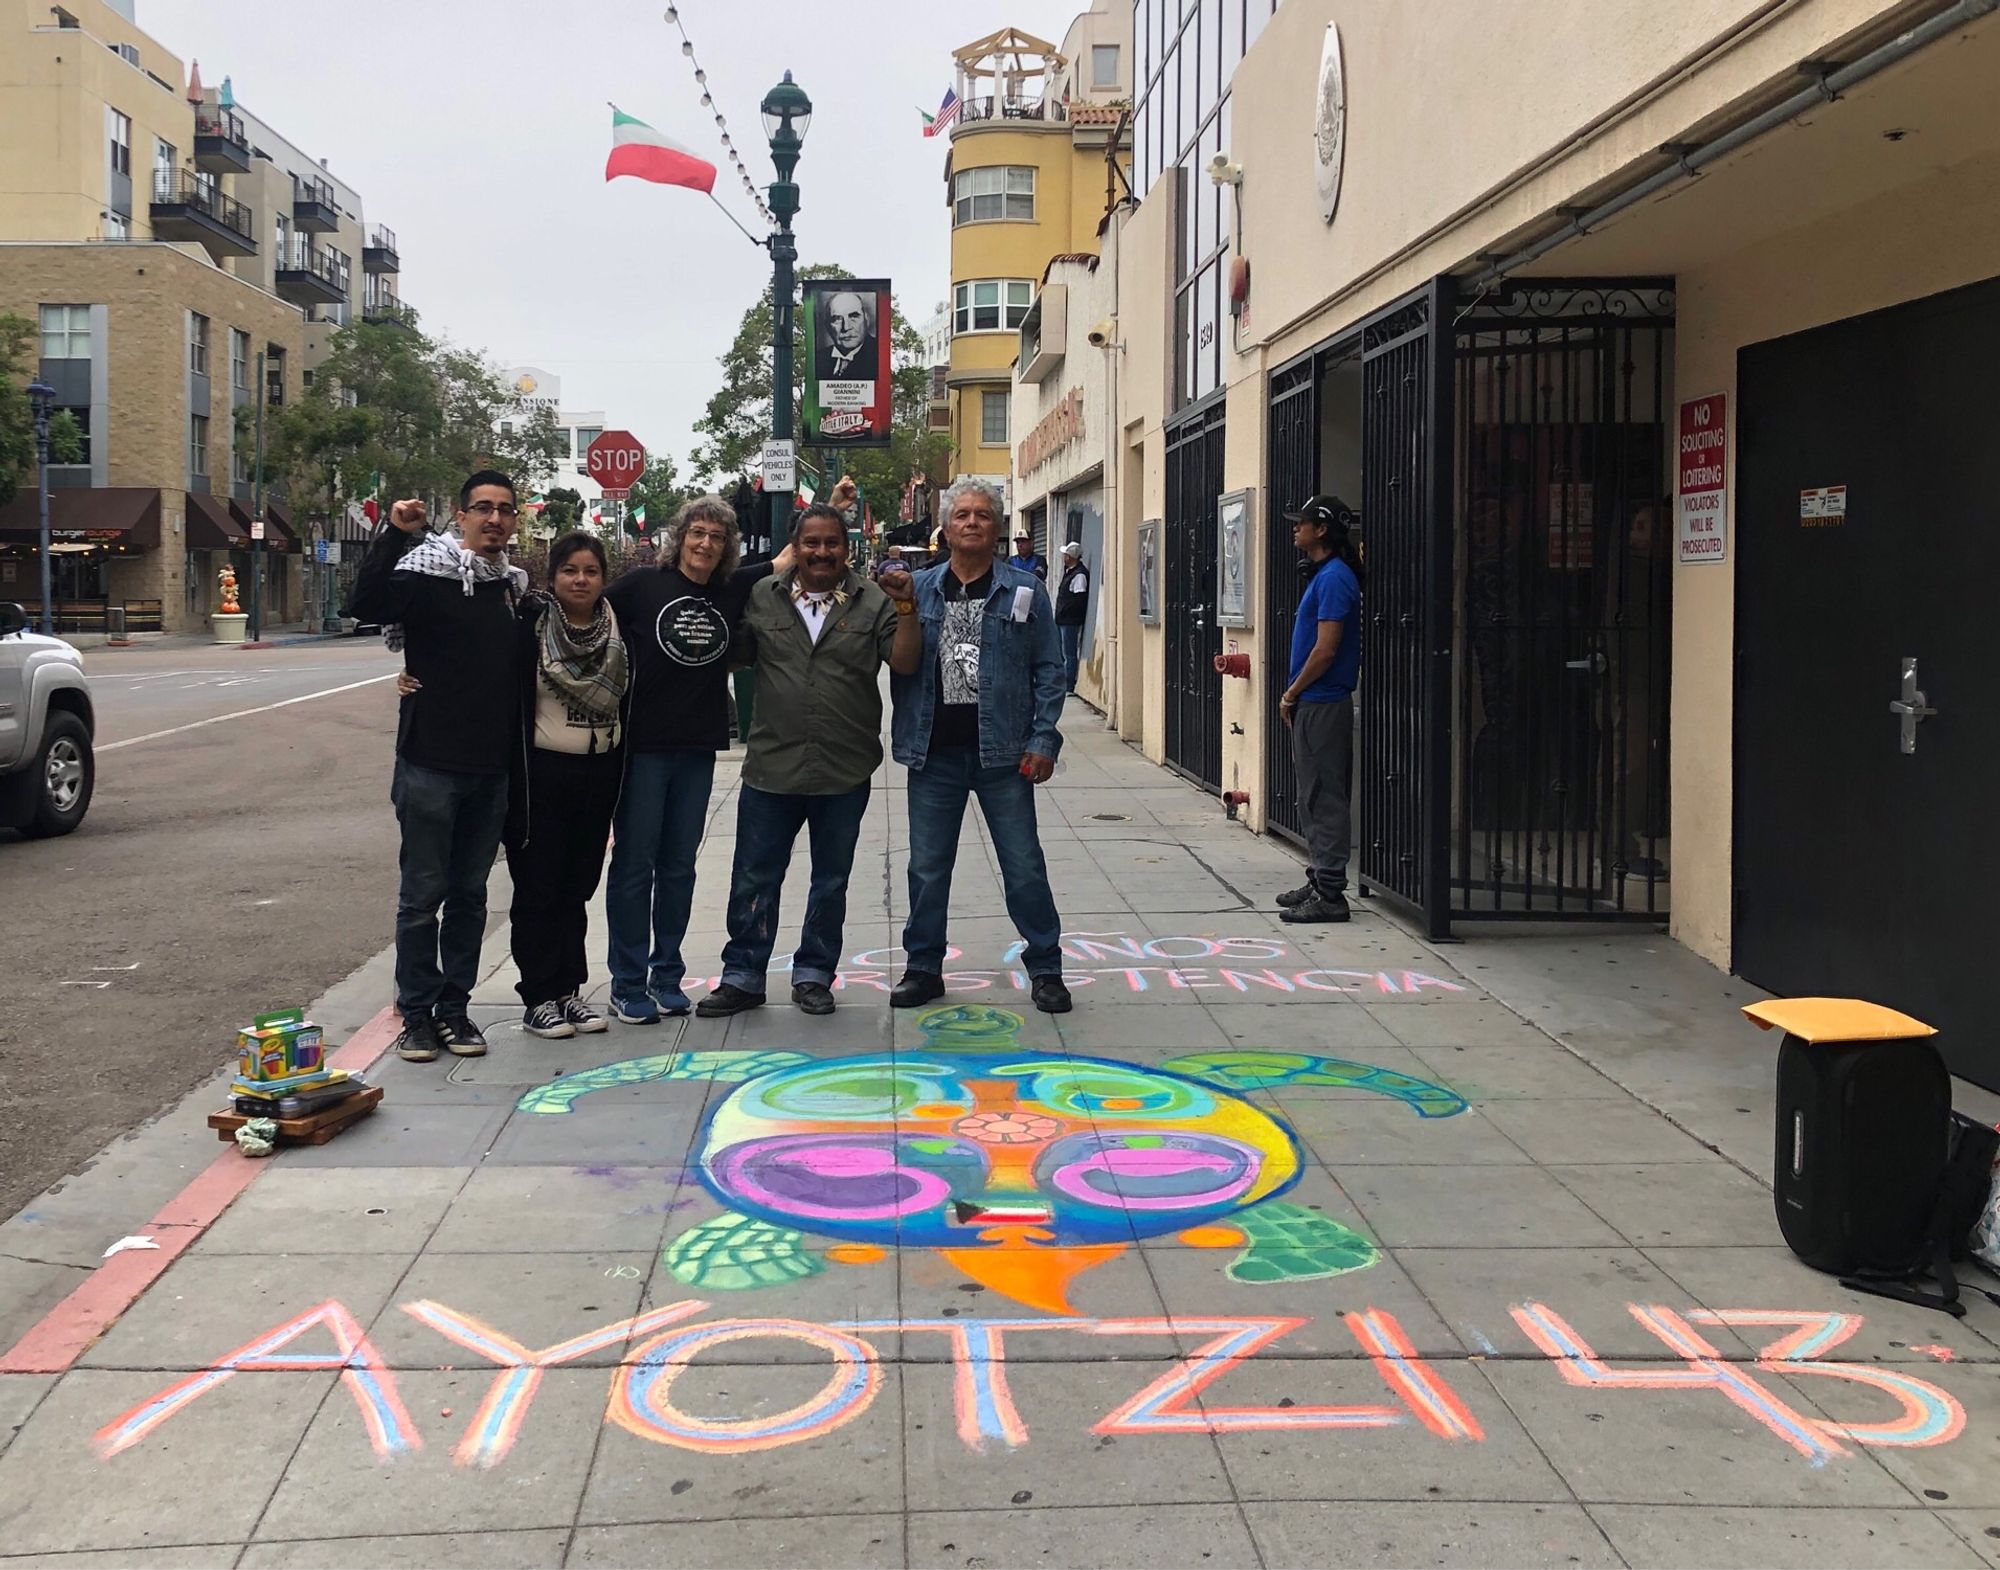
left=193, top=109, right=252, bottom=173
left=956, top=94, right=1065, bottom=128
left=292, top=176, right=339, bottom=233
left=150, top=171, right=257, bottom=256
left=363, top=223, right=399, bottom=274
left=275, top=244, right=349, bottom=305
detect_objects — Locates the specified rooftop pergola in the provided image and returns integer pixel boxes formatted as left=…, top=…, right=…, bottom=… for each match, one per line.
left=952, top=26, right=1066, bottom=107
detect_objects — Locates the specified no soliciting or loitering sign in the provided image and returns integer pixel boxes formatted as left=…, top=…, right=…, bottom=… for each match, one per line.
left=1677, top=392, right=1728, bottom=565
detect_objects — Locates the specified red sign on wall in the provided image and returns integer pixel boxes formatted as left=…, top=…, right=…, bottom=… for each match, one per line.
left=1676, top=393, right=1727, bottom=565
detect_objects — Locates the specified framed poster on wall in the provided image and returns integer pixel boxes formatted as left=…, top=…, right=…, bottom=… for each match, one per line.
left=802, top=277, right=894, bottom=447
left=1136, top=519, right=1161, bottom=625
left=1217, top=487, right=1254, bottom=628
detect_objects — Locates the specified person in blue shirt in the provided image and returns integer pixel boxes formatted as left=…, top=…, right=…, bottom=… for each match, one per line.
left=1276, top=495, right=1363, bottom=923
left=1008, top=531, right=1048, bottom=581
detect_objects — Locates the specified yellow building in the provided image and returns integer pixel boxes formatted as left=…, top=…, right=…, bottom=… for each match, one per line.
left=942, top=8, right=1129, bottom=524
left=0, top=0, right=402, bottom=633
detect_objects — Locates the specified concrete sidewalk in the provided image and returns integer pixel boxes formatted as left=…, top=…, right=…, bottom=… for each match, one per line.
left=3, top=701, right=1999, bottom=1569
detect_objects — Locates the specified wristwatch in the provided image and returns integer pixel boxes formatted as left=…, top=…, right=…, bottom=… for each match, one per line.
left=894, top=599, right=916, bottom=616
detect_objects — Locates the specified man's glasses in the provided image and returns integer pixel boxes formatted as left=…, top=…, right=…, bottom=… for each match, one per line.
left=465, top=501, right=520, bottom=519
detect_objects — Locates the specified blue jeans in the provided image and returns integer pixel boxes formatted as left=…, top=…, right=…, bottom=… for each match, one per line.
left=391, top=759, right=509, bottom=1020
left=719, top=782, right=871, bottom=991
left=605, top=748, right=715, bottom=1003
left=1060, top=623, right=1083, bottom=692
left=902, top=746, right=1062, bottom=978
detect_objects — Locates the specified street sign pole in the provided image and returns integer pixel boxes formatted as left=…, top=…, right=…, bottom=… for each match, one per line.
left=249, top=351, right=266, bottom=641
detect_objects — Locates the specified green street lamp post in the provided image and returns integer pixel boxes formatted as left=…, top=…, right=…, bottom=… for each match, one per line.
left=759, top=70, right=811, bottom=532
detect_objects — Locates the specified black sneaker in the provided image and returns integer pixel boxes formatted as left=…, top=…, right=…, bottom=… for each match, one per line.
left=395, top=1017, right=440, bottom=1063
left=1031, top=975, right=1073, bottom=1014
left=523, top=1001, right=575, bottom=1040
left=1276, top=882, right=1315, bottom=908
left=561, top=995, right=608, bottom=1034
left=433, top=1016, right=489, bottom=1056
left=1281, top=891, right=1351, bottom=924
left=792, top=981, right=836, bottom=1016
left=696, top=982, right=766, bottom=1018
left=890, top=971, right=946, bottom=1009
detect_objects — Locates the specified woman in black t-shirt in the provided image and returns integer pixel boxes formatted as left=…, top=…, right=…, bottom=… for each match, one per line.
left=601, top=496, right=781, bottom=1022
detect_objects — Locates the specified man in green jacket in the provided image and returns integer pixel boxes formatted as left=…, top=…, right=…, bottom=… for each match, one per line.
left=697, top=504, right=924, bottom=1017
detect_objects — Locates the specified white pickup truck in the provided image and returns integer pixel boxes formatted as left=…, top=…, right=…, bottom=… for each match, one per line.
left=0, top=602, right=95, bottom=837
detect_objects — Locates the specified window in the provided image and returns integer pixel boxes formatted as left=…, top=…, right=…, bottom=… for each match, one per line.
left=575, top=425, right=602, bottom=453
left=104, top=211, right=129, bottom=240
left=152, top=136, right=175, bottom=198
left=981, top=389, right=1010, bottom=446
left=1093, top=43, right=1120, bottom=87
left=189, top=414, right=209, bottom=477
left=554, top=428, right=572, bottom=459
left=52, top=406, right=91, bottom=466
left=188, top=313, right=210, bottom=375
left=106, top=108, right=131, bottom=177
left=234, top=441, right=254, bottom=485
left=266, top=348, right=285, bottom=406
left=953, top=279, right=1033, bottom=334
left=230, top=328, right=250, bottom=390
left=952, top=165, right=1034, bottom=225
left=39, top=304, right=90, bottom=359
left=499, top=420, right=514, bottom=437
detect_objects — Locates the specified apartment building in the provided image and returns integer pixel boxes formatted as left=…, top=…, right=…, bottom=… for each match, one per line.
left=941, top=2, right=1129, bottom=518
left=0, top=0, right=404, bottom=633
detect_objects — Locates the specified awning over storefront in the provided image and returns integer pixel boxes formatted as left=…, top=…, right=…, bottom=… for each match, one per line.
left=0, top=488, right=163, bottom=548
left=225, top=497, right=297, bottom=552
left=188, top=491, right=248, bottom=550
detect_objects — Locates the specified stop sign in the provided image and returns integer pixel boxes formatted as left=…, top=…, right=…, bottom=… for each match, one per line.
left=586, top=430, right=646, bottom=498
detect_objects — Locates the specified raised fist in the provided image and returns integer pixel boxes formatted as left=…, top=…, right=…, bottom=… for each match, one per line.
left=389, top=499, right=428, bottom=533
left=876, top=566, right=914, bottom=603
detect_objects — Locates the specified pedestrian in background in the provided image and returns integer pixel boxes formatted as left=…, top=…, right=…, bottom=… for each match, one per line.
left=1008, top=530, right=1047, bottom=581
left=1276, top=494, right=1363, bottom=924
left=889, top=479, right=1072, bottom=1014
left=1054, top=539, right=1090, bottom=694
left=347, top=471, right=525, bottom=1063
left=600, top=497, right=783, bottom=1023
left=697, top=505, right=924, bottom=1018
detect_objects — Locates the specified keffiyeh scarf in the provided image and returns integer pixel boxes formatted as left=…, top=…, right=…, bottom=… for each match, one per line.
left=384, top=533, right=527, bottom=651
left=536, top=593, right=628, bottom=728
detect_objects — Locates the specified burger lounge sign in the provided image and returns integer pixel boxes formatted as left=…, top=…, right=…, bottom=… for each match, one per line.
left=1017, top=387, right=1085, bottom=477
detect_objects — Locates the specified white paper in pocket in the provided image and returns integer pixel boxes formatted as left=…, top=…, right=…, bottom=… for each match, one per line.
left=1011, top=586, right=1034, bottom=622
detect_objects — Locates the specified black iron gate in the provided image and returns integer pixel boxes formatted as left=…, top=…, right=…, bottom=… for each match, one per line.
left=1357, top=282, right=1455, bottom=935
left=1164, top=399, right=1225, bottom=790
left=1264, top=357, right=1319, bottom=842
left=1451, top=280, right=1674, bottom=920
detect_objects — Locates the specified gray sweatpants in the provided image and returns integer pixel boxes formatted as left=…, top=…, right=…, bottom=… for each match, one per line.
left=1291, top=696, right=1354, bottom=896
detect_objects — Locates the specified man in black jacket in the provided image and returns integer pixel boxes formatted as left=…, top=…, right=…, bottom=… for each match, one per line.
left=346, top=470, right=525, bottom=1063
left=1053, top=540, right=1089, bottom=693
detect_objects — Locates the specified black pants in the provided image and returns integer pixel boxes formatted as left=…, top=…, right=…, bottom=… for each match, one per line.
left=504, top=746, right=623, bottom=1007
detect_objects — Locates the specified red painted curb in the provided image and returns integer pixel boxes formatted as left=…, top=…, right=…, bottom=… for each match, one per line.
left=0, top=1004, right=403, bottom=1376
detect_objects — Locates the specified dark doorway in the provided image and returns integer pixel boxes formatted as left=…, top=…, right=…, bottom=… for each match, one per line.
left=1164, top=400, right=1224, bottom=790
left=1735, top=273, right=2000, bottom=1090
left=1452, top=281, right=1675, bottom=920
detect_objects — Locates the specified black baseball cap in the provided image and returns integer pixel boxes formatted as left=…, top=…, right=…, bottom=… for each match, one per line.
left=1282, top=494, right=1358, bottom=528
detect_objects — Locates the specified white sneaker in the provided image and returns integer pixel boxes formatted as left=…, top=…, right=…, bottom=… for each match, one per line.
left=523, top=1000, right=576, bottom=1039
left=561, top=994, right=608, bottom=1034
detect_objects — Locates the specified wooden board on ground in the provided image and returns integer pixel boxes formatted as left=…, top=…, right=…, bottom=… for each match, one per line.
left=207, top=1084, right=383, bottom=1146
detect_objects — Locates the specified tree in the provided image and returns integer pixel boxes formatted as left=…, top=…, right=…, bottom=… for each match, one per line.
left=622, top=449, right=688, bottom=539
left=0, top=314, right=39, bottom=511
left=46, top=410, right=85, bottom=465
left=541, top=486, right=583, bottom=533
left=689, top=265, right=949, bottom=524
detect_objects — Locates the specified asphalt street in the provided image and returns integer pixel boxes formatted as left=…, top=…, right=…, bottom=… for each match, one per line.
left=0, top=637, right=405, bottom=1219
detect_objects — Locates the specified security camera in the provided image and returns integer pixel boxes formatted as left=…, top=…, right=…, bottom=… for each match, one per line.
left=1207, top=151, right=1242, bottom=186
left=1087, top=319, right=1117, bottom=348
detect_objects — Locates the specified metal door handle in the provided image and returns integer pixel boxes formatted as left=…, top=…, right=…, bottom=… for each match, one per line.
left=1889, top=657, right=1938, bottom=755
left=1564, top=653, right=1608, bottom=675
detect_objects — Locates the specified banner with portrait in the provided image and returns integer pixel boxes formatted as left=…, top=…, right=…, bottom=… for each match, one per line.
left=802, top=278, right=893, bottom=447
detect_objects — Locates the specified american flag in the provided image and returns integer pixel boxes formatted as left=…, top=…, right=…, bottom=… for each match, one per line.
left=922, top=87, right=960, bottom=137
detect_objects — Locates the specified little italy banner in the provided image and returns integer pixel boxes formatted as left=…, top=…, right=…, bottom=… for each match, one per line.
left=803, top=278, right=893, bottom=447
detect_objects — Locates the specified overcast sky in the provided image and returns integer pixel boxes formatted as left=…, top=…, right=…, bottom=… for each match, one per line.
left=141, top=0, right=1090, bottom=479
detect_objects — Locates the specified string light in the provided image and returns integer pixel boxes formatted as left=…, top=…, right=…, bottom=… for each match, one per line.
left=660, top=6, right=771, bottom=225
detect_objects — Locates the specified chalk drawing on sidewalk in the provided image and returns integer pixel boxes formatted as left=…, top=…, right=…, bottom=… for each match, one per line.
left=516, top=1005, right=1467, bottom=1313
left=94, top=1300, right=1967, bottom=1468
left=674, top=929, right=1471, bottom=998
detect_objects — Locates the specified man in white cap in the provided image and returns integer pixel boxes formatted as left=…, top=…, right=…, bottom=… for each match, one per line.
left=1052, top=539, right=1090, bottom=694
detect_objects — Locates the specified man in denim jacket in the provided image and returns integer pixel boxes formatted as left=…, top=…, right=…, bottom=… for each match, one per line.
left=888, top=478, right=1072, bottom=1013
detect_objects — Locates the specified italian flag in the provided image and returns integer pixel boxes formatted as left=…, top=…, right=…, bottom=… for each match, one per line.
left=605, top=107, right=716, bottom=193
